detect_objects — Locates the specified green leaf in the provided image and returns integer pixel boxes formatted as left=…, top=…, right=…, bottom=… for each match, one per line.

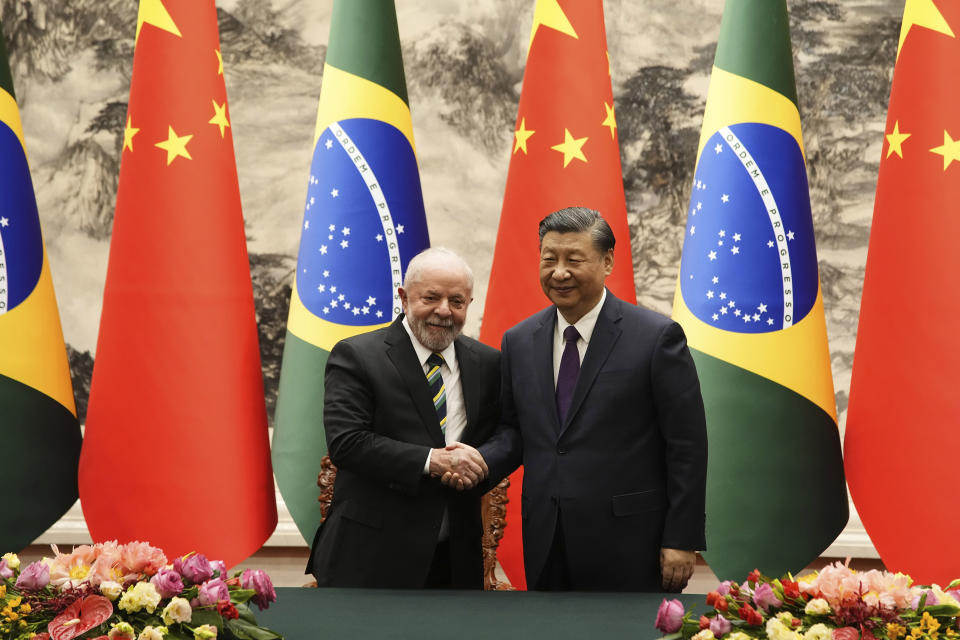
left=922, top=604, right=960, bottom=617
left=224, top=618, right=283, bottom=640
left=230, top=588, right=256, bottom=605
left=190, top=609, right=224, bottom=632
left=233, top=602, right=258, bottom=625
left=164, top=627, right=194, bottom=640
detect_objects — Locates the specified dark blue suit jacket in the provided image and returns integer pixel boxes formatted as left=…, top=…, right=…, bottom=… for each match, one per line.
left=308, top=317, right=500, bottom=588
left=479, top=292, right=707, bottom=590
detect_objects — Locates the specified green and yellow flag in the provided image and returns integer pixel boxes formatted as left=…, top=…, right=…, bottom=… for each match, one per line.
left=0, top=24, right=82, bottom=551
left=671, top=0, right=847, bottom=580
left=272, top=0, right=430, bottom=541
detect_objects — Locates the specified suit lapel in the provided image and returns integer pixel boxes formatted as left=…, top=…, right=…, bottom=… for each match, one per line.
left=384, top=318, right=445, bottom=447
left=454, top=338, right=481, bottom=445
left=560, top=293, right=623, bottom=436
left=532, top=308, right=562, bottom=435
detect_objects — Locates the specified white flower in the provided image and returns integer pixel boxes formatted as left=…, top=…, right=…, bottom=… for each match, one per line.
left=99, top=581, right=123, bottom=601
left=804, top=598, right=831, bottom=615
left=138, top=625, right=168, bottom=640
left=692, top=631, right=715, bottom=640
left=119, top=582, right=162, bottom=614
left=805, top=623, right=832, bottom=640
left=2, top=553, right=20, bottom=570
left=161, top=597, right=193, bottom=625
left=728, top=634, right=753, bottom=640
left=766, top=618, right=802, bottom=640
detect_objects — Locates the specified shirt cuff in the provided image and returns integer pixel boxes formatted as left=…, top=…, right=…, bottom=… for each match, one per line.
left=423, top=449, right=432, bottom=475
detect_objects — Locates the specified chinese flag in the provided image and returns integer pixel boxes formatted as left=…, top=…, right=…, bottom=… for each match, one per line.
left=845, top=0, right=960, bottom=584
left=78, top=0, right=276, bottom=566
left=479, top=0, right=636, bottom=589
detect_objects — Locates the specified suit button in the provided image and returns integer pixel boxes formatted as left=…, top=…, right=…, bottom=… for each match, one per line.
left=557, top=447, right=567, bottom=455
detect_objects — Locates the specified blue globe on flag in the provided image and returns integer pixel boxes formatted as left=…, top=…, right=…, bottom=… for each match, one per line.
left=296, top=118, right=429, bottom=325
left=0, top=123, right=44, bottom=315
left=679, top=123, right=819, bottom=334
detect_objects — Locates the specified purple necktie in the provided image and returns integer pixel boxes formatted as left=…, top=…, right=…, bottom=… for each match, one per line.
left=556, top=325, right=581, bottom=426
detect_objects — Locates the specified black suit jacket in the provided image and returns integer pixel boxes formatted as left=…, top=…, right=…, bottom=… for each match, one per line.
left=479, top=292, right=707, bottom=590
left=308, top=317, right=500, bottom=588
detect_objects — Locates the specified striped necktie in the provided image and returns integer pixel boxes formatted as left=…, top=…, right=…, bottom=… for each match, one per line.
left=426, top=352, right=447, bottom=433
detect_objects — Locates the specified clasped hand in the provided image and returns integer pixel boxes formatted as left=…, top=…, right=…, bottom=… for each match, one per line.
left=429, top=442, right=488, bottom=490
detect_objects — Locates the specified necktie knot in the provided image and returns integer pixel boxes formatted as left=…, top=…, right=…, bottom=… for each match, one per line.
left=427, top=352, right=444, bottom=368
left=563, top=325, right=580, bottom=344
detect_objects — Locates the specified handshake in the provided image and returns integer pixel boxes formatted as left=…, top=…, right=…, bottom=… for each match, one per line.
left=429, top=442, right=488, bottom=490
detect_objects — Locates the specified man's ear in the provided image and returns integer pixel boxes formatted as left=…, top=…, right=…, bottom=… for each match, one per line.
left=603, top=249, right=615, bottom=276
left=398, top=287, right=408, bottom=313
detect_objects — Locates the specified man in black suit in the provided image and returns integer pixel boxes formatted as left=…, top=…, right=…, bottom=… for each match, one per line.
left=474, top=207, right=708, bottom=592
left=308, top=247, right=500, bottom=589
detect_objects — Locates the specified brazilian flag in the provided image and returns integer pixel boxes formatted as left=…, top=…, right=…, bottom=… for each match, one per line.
left=671, top=0, right=847, bottom=580
left=273, top=0, right=430, bottom=542
left=0, top=24, right=82, bottom=551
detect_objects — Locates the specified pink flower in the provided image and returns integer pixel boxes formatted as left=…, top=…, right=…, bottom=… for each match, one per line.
left=710, top=616, right=732, bottom=637
left=716, top=581, right=734, bottom=596
left=177, top=554, right=213, bottom=585
left=119, top=542, right=167, bottom=577
left=753, top=582, right=783, bottom=612
left=655, top=598, right=685, bottom=633
left=197, top=578, right=230, bottom=607
left=0, top=559, right=13, bottom=579
left=87, top=543, right=123, bottom=586
left=209, top=560, right=228, bottom=580
left=241, top=569, right=276, bottom=610
left=16, top=561, right=50, bottom=591
left=150, top=569, right=184, bottom=598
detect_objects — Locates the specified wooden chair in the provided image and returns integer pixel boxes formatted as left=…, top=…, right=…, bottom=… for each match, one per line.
left=317, top=456, right=514, bottom=590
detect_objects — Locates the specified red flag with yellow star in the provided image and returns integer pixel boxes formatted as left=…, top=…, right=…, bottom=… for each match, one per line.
left=845, top=0, right=960, bottom=584
left=78, top=0, right=276, bottom=566
left=479, top=0, right=635, bottom=589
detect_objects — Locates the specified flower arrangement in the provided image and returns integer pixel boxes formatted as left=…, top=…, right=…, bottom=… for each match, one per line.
left=656, top=564, right=960, bottom=640
left=0, top=541, right=281, bottom=640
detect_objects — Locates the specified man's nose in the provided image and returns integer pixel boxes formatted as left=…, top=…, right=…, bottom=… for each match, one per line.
left=433, top=299, right=452, bottom=316
left=553, top=264, right=571, bottom=280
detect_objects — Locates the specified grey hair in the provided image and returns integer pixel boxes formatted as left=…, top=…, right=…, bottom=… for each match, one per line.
left=403, top=247, right=475, bottom=291
left=538, top=206, right=616, bottom=253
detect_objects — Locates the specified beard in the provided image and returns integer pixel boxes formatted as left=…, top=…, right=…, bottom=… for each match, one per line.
left=408, top=314, right=462, bottom=352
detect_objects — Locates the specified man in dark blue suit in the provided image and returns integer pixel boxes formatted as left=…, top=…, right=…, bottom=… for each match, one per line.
left=475, top=207, right=708, bottom=592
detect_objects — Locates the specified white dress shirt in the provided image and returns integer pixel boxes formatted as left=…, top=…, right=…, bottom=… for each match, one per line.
left=553, top=289, right=606, bottom=387
left=401, top=317, right=468, bottom=473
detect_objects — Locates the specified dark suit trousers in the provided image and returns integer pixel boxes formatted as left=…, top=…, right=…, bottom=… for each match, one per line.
left=532, top=512, right=571, bottom=591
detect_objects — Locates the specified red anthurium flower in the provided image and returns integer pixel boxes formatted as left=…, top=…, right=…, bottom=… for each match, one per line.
left=747, top=569, right=762, bottom=585
left=699, top=616, right=711, bottom=629
left=707, top=591, right=720, bottom=606
left=716, top=599, right=729, bottom=612
left=49, top=595, right=113, bottom=640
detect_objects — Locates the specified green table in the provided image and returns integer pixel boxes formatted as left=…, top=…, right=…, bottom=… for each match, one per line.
left=256, top=588, right=705, bottom=639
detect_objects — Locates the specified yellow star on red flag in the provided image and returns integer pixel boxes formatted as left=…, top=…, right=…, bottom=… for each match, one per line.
left=136, top=0, right=182, bottom=42
left=155, top=126, right=193, bottom=165
left=897, top=0, right=955, bottom=59
left=551, top=128, right=588, bottom=167
left=602, top=102, right=617, bottom=139
left=123, top=117, right=140, bottom=153
left=216, top=50, right=224, bottom=76
left=529, top=0, right=578, bottom=51
left=930, top=129, right=960, bottom=170
left=885, top=121, right=910, bottom=159
left=514, top=117, right=535, bottom=154
left=209, top=100, right=230, bottom=138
